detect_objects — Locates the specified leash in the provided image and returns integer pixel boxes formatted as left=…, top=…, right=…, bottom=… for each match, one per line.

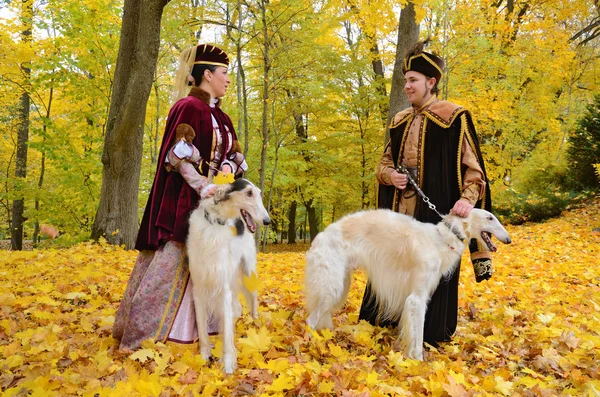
left=396, top=164, right=445, bottom=219
left=396, top=165, right=466, bottom=241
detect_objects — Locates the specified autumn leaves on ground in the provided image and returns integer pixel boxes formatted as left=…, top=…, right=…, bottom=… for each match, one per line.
left=1, top=200, right=600, bottom=397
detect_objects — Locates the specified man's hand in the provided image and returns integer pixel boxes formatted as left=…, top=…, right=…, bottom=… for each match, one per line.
left=451, top=199, right=474, bottom=218
left=390, top=170, right=408, bottom=190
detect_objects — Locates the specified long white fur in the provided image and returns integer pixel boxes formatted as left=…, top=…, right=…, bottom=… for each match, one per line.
left=304, top=208, right=511, bottom=360
left=187, top=179, right=270, bottom=374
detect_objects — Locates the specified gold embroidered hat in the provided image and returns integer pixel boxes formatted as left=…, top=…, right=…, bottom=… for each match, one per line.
left=173, top=44, right=230, bottom=102
left=402, top=40, right=444, bottom=82
left=194, top=44, right=229, bottom=67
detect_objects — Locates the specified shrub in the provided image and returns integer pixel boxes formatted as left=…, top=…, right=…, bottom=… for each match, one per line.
left=566, top=95, right=600, bottom=190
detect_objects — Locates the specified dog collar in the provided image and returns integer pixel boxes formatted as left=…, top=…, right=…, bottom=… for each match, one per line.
left=204, top=210, right=226, bottom=226
left=443, top=221, right=465, bottom=241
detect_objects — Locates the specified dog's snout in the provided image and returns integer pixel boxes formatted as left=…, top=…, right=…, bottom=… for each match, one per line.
left=504, top=236, right=512, bottom=244
left=263, top=217, right=271, bottom=226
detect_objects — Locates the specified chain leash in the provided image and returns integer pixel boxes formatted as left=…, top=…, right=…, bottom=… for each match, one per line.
left=396, top=164, right=444, bottom=219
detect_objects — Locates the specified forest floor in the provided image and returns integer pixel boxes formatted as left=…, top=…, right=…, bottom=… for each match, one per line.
left=1, top=198, right=600, bottom=396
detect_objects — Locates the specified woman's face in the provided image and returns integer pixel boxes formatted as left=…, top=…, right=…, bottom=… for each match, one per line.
left=206, top=67, right=230, bottom=98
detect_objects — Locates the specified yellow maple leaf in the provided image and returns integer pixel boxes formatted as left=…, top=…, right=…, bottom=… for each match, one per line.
left=213, top=171, right=235, bottom=185
left=170, top=361, right=190, bottom=374
left=328, top=343, right=344, bottom=357
left=365, top=371, right=379, bottom=385
left=4, top=354, right=24, bottom=369
left=243, top=271, right=259, bottom=293
left=318, top=380, right=335, bottom=393
left=494, top=376, right=514, bottom=396
left=129, top=348, right=155, bottom=363
left=94, top=350, right=114, bottom=373
left=135, top=379, right=163, bottom=397
left=238, top=327, right=272, bottom=355
left=269, top=373, right=294, bottom=392
left=258, top=358, right=290, bottom=373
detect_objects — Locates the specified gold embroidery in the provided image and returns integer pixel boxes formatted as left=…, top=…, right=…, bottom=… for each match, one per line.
left=155, top=250, right=186, bottom=340
left=192, top=61, right=228, bottom=67
left=390, top=112, right=413, bottom=129
left=418, top=117, right=427, bottom=187
left=462, top=113, right=487, bottom=209
left=458, top=113, right=468, bottom=192
left=424, top=107, right=465, bottom=128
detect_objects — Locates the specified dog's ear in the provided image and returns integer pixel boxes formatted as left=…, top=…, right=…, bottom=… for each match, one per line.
left=213, top=184, right=232, bottom=204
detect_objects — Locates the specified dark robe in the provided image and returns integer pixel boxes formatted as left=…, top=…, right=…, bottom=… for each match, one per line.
left=358, top=102, right=492, bottom=345
left=135, top=87, right=238, bottom=251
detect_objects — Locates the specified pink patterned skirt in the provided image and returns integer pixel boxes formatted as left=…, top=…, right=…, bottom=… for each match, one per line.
left=113, top=241, right=218, bottom=349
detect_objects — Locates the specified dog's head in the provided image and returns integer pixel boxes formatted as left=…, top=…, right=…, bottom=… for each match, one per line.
left=212, top=179, right=271, bottom=233
left=444, top=208, right=511, bottom=252
left=461, top=208, right=511, bottom=252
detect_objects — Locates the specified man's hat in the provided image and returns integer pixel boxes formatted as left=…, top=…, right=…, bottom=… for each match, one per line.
left=402, top=40, right=444, bottom=82
left=194, top=44, right=229, bottom=68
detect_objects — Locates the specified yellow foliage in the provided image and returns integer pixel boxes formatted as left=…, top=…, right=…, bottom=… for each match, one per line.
left=1, top=200, right=600, bottom=395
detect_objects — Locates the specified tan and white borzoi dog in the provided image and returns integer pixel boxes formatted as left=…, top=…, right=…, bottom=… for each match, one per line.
left=304, top=208, right=511, bottom=360
left=187, top=179, right=270, bottom=374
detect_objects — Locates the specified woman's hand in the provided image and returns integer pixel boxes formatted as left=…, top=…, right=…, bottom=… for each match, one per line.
left=200, top=184, right=217, bottom=199
left=221, top=164, right=233, bottom=175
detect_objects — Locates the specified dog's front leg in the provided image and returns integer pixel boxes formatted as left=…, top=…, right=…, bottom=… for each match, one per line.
left=192, top=290, right=211, bottom=361
left=399, top=293, right=427, bottom=360
left=241, top=256, right=259, bottom=319
left=221, top=285, right=237, bottom=374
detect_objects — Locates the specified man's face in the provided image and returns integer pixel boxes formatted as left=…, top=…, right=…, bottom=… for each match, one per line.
left=404, top=71, right=436, bottom=107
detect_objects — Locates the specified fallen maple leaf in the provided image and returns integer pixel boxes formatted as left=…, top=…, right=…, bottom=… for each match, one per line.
left=179, top=368, right=198, bottom=384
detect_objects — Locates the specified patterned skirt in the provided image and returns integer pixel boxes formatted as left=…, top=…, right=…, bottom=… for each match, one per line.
left=112, top=240, right=218, bottom=350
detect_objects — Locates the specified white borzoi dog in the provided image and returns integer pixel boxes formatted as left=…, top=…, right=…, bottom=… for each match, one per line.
left=304, top=208, right=511, bottom=360
left=187, top=178, right=270, bottom=374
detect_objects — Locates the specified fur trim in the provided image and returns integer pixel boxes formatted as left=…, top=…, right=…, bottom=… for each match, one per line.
left=176, top=124, right=195, bottom=143
left=188, top=86, right=221, bottom=107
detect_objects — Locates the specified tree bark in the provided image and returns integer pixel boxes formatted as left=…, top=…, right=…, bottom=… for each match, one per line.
left=287, top=200, right=296, bottom=244
left=91, top=0, right=170, bottom=248
left=306, top=198, right=318, bottom=242
left=387, top=1, right=419, bottom=140
left=33, top=86, right=53, bottom=247
left=11, top=0, right=32, bottom=251
left=11, top=89, right=30, bottom=251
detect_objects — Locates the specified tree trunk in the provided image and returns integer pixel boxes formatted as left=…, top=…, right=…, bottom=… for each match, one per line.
left=287, top=200, right=296, bottom=244
left=33, top=86, right=53, bottom=247
left=152, top=81, right=160, bottom=164
left=11, top=89, right=30, bottom=251
left=255, top=0, right=270, bottom=248
left=369, top=42, right=388, bottom=127
left=91, top=0, right=170, bottom=248
left=387, top=1, right=419, bottom=140
left=305, top=198, right=318, bottom=242
left=11, top=0, right=32, bottom=251
left=258, top=0, right=269, bottom=192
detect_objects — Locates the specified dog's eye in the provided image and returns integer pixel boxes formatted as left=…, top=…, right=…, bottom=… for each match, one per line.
left=247, top=190, right=253, bottom=197
left=487, top=216, right=493, bottom=221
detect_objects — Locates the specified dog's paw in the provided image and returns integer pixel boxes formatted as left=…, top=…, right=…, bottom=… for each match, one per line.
left=200, top=346, right=212, bottom=361
left=222, top=354, right=237, bottom=374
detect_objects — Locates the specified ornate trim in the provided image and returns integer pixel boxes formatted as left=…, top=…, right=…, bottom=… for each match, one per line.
left=418, top=117, right=427, bottom=187
left=389, top=112, right=414, bottom=129
left=424, top=107, right=465, bottom=128
left=457, top=113, right=468, bottom=191
left=155, top=250, right=187, bottom=341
